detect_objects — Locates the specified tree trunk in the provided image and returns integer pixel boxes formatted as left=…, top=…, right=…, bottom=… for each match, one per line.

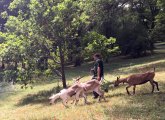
left=22, top=60, right=25, bottom=69
left=59, top=43, right=67, bottom=88
left=1, top=59, right=5, bottom=69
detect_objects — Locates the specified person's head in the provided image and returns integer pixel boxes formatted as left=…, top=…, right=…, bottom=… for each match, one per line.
left=93, top=53, right=102, bottom=61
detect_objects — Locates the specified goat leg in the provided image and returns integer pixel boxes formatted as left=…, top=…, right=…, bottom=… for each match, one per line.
left=75, top=100, right=79, bottom=105
left=94, top=87, right=104, bottom=102
left=71, top=100, right=75, bottom=104
left=82, top=93, right=88, bottom=104
left=98, top=92, right=104, bottom=102
left=98, top=92, right=106, bottom=102
left=62, top=99, right=68, bottom=108
left=99, top=90, right=106, bottom=101
left=102, top=92, right=106, bottom=102
left=150, top=81, right=155, bottom=93
left=153, top=80, right=159, bottom=91
left=74, top=89, right=82, bottom=105
left=133, top=85, right=136, bottom=95
left=126, top=85, right=131, bottom=95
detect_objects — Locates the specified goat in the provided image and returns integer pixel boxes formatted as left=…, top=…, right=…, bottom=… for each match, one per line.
left=114, top=68, right=159, bottom=95
left=49, top=77, right=86, bottom=107
left=76, top=79, right=106, bottom=102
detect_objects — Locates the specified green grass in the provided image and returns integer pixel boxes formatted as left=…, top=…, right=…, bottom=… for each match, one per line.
left=0, top=43, right=165, bottom=120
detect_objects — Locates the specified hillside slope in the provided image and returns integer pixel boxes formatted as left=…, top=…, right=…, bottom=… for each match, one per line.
left=0, top=43, right=165, bottom=120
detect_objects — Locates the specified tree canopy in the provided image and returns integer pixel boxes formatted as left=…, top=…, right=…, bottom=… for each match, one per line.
left=0, top=0, right=164, bottom=88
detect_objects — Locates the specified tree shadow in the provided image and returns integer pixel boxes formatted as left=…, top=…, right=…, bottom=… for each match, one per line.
left=76, top=98, right=109, bottom=107
left=32, top=75, right=61, bottom=86
left=106, top=93, right=126, bottom=98
left=109, top=55, right=165, bottom=74
left=0, top=90, right=21, bottom=101
left=64, top=51, right=165, bottom=81
left=16, top=86, right=63, bottom=106
left=107, top=43, right=165, bottom=74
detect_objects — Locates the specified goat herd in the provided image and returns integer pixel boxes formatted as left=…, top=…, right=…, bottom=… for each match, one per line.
left=49, top=68, right=159, bottom=107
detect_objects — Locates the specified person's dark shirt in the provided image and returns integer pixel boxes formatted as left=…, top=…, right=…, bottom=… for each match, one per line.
left=93, top=59, right=104, bottom=78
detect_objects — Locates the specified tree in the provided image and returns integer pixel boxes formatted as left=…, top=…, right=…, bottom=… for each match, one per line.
left=0, top=0, right=18, bottom=31
left=2, top=0, right=90, bottom=88
left=151, top=0, right=165, bottom=41
left=85, top=0, right=160, bottom=57
left=83, top=31, right=117, bottom=62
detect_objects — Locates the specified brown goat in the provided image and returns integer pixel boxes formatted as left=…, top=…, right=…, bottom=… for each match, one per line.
left=114, top=68, right=159, bottom=95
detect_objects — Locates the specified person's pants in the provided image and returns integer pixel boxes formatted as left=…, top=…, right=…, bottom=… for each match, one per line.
left=92, top=77, right=104, bottom=98
left=93, top=91, right=99, bottom=98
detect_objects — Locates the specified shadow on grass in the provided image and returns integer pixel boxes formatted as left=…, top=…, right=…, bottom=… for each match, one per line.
left=109, top=55, right=165, bottom=74
left=107, top=43, right=165, bottom=74
left=103, top=81, right=165, bottom=119
left=16, top=86, right=63, bottom=106
left=108, top=91, right=165, bottom=119
left=16, top=86, right=110, bottom=107
left=106, top=92, right=126, bottom=98
left=32, top=75, right=61, bottom=86
left=16, top=71, right=165, bottom=108
left=56, top=43, right=165, bottom=82
left=0, top=91, right=21, bottom=101
left=76, top=98, right=109, bottom=107
left=64, top=52, right=165, bottom=80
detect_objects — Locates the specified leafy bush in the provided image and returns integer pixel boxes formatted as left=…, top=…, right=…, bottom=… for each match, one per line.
left=118, top=24, right=153, bottom=58
left=101, top=79, right=113, bottom=92
left=83, top=31, right=118, bottom=62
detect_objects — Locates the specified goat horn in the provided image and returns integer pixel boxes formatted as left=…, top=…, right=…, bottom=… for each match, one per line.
left=76, top=76, right=85, bottom=81
left=117, top=76, right=120, bottom=79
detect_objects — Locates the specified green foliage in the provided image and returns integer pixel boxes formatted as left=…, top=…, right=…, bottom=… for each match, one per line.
left=1, top=11, right=8, bottom=19
left=0, top=32, right=23, bottom=60
left=101, top=80, right=113, bottom=93
left=151, top=15, right=165, bottom=41
left=17, top=68, right=34, bottom=89
left=3, top=70, right=17, bottom=82
left=151, top=0, right=165, bottom=41
left=0, top=0, right=165, bottom=88
left=83, top=31, right=117, bottom=62
left=0, top=31, right=38, bottom=86
left=118, top=23, right=153, bottom=57
left=0, top=0, right=91, bottom=88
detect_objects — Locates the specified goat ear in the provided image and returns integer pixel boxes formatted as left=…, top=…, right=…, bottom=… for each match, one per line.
left=77, top=76, right=81, bottom=80
left=117, top=76, right=120, bottom=81
left=75, top=76, right=81, bottom=81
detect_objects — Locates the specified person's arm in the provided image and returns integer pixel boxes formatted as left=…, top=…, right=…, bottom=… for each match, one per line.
left=97, top=66, right=101, bottom=81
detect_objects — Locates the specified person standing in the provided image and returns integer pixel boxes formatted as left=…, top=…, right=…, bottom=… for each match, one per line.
left=91, top=53, right=104, bottom=99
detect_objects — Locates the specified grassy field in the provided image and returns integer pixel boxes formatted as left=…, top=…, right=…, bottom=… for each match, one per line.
left=0, top=43, right=165, bottom=120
